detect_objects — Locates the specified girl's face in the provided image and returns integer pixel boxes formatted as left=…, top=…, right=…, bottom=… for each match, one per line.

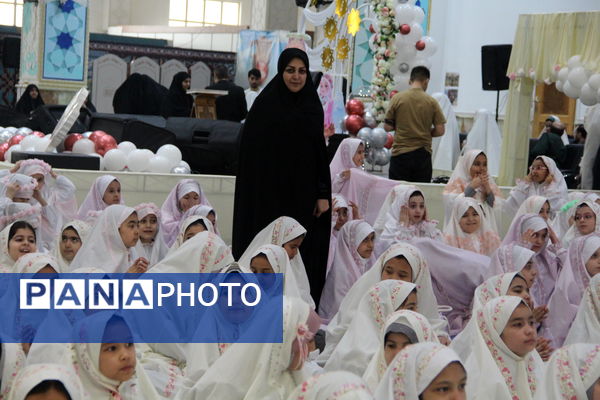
left=138, top=214, right=158, bottom=243
left=8, top=228, right=36, bottom=261
left=181, top=78, right=191, bottom=91
left=207, top=211, right=216, bottom=226
left=118, top=213, right=139, bottom=248
left=250, top=254, right=275, bottom=274
left=183, top=223, right=205, bottom=242
left=334, top=207, right=349, bottom=231
left=469, top=153, right=487, bottom=179
left=25, top=387, right=69, bottom=400
left=357, top=232, right=375, bottom=259
left=178, top=191, right=200, bottom=212
left=383, top=333, right=411, bottom=366
left=31, top=173, right=45, bottom=190
left=458, top=207, right=480, bottom=234
left=529, top=159, right=549, bottom=183
left=103, top=180, right=121, bottom=205
left=500, top=304, right=537, bottom=357
left=36, top=265, right=57, bottom=274
left=529, top=229, right=548, bottom=253
left=575, top=205, right=596, bottom=235
left=591, top=378, right=600, bottom=400
left=381, top=257, right=413, bottom=282
left=585, top=248, right=600, bottom=277
left=539, top=201, right=551, bottom=221
left=60, top=227, right=82, bottom=262
left=398, top=291, right=418, bottom=311
left=407, top=194, right=425, bottom=224
left=519, top=259, right=538, bottom=288
left=283, top=235, right=304, bottom=260
left=507, top=276, right=533, bottom=309
left=282, top=58, right=307, bottom=93
left=99, top=342, right=136, bottom=382
left=352, top=143, right=365, bottom=167
left=420, top=362, right=467, bottom=400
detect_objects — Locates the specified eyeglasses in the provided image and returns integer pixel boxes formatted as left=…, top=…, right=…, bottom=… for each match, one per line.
left=529, top=165, right=548, bottom=172
left=574, top=214, right=595, bottom=221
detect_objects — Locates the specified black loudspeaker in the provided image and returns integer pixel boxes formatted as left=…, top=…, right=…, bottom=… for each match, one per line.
left=481, top=44, right=512, bottom=91
left=10, top=151, right=101, bottom=170
left=2, top=37, right=20, bottom=68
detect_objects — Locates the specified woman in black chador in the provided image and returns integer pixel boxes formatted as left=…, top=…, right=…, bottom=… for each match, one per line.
left=232, top=48, right=331, bottom=306
left=15, top=84, right=45, bottom=116
left=160, top=71, right=194, bottom=118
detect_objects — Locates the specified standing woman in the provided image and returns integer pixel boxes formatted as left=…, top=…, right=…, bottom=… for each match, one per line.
left=160, top=71, right=194, bottom=118
left=232, top=48, right=331, bottom=304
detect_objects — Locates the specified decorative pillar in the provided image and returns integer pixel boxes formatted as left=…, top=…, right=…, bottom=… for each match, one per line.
left=17, top=0, right=90, bottom=105
left=251, top=0, right=268, bottom=31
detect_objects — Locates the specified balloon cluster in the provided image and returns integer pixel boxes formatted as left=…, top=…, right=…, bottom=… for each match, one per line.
left=553, top=55, right=600, bottom=106
left=342, top=99, right=374, bottom=135
left=0, top=126, right=48, bottom=162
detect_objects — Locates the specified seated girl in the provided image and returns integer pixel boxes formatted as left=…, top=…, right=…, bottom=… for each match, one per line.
left=246, top=244, right=304, bottom=299
left=0, top=174, right=42, bottom=236
left=329, top=138, right=365, bottom=193
left=168, top=215, right=214, bottom=254
left=562, top=200, right=600, bottom=246
left=133, top=203, right=168, bottom=267
left=0, top=221, right=37, bottom=271
left=288, top=371, right=373, bottom=399
left=7, top=363, right=84, bottom=400
left=327, top=193, right=356, bottom=275
left=77, top=175, right=123, bottom=222
left=564, top=273, right=600, bottom=345
left=180, top=204, right=219, bottom=236
left=52, top=220, right=91, bottom=271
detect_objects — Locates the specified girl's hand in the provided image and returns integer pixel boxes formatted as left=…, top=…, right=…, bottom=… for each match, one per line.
left=349, top=201, right=360, bottom=220
left=127, top=257, right=149, bottom=274
left=399, top=205, right=410, bottom=226
left=532, top=305, right=549, bottom=323
left=314, top=199, right=330, bottom=218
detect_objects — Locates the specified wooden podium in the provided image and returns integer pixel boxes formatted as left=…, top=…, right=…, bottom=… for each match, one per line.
left=189, top=89, right=228, bottom=120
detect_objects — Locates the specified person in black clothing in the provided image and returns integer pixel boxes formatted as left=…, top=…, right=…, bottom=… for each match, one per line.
left=113, top=73, right=168, bottom=115
left=160, top=71, right=194, bottom=118
left=206, top=65, right=247, bottom=122
left=529, top=120, right=567, bottom=167
left=15, top=84, right=44, bottom=116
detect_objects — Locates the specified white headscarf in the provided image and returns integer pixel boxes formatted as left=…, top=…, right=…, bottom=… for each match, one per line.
left=0, top=344, right=27, bottom=400
left=245, top=244, right=304, bottom=300
left=287, top=371, right=374, bottom=400
left=0, top=221, right=37, bottom=271
left=564, top=273, right=600, bottom=345
left=323, top=280, right=417, bottom=376
left=373, top=342, right=464, bottom=400
left=464, top=109, right=502, bottom=176
left=464, top=296, right=544, bottom=400
left=238, top=216, right=315, bottom=308
left=69, top=204, right=136, bottom=273
left=317, top=242, right=448, bottom=365
left=373, top=184, right=419, bottom=237
left=150, top=231, right=234, bottom=273
left=7, top=363, right=86, bottom=400
left=330, top=138, right=363, bottom=179
left=515, top=195, right=550, bottom=220
left=432, top=92, right=460, bottom=172
left=563, top=200, right=600, bottom=247
left=534, top=344, right=600, bottom=400
left=51, top=220, right=91, bottom=272
left=12, top=252, right=60, bottom=273
left=133, top=203, right=168, bottom=266
left=76, top=175, right=123, bottom=221
left=0, top=173, right=42, bottom=232
left=180, top=204, right=220, bottom=236
left=363, top=310, right=438, bottom=392
left=167, top=215, right=215, bottom=255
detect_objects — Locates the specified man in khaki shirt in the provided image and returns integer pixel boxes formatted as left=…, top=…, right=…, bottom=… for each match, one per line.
left=384, top=66, right=446, bottom=182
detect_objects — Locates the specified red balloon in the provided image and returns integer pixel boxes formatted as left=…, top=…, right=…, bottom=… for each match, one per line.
left=369, top=24, right=376, bottom=34
left=345, top=115, right=365, bottom=135
left=63, top=133, right=83, bottom=152
left=400, top=24, right=411, bottom=35
left=345, top=99, right=365, bottom=116
left=31, top=131, right=45, bottom=138
left=0, top=143, right=9, bottom=161
left=95, top=134, right=118, bottom=156
left=384, top=132, right=394, bottom=149
left=8, top=135, right=24, bottom=147
left=89, top=130, right=107, bottom=144
left=415, top=40, right=426, bottom=51
left=389, top=90, right=399, bottom=99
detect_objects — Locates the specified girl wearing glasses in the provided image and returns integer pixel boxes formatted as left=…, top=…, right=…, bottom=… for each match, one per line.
left=562, top=200, right=600, bottom=246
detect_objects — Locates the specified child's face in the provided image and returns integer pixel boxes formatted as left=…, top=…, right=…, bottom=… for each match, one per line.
left=99, top=343, right=136, bottom=382
left=539, top=201, right=551, bottom=221
left=352, top=143, right=365, bottom=167
left=575, top=205, right=596, bottom=235
left=60, top=227, right=82, bottom=262
left=357, top=232, right=375, bottom=259
left=183, top=223, right=205, bottom=242
left=178, top=191, right=200, bottom=212
left=103, top=180, right=121, bottom=205
left=384, top=332, right=411, bottom=366
left=529, top=229, right=548, bottom=253
left=250, top=254, right=276, bottom=290
left=207, top=211, right=216, bottom=226
left=407, top=195, right=425, bottom=224
left=458, top=207, right=480, bottom=234
left=118, top=213, right=139, bottom=248
left=507, top=276, right=533, bottom=309
left=420, top=362, right=467, bottom=400
left=469, top=153, right=487, bottom=179
left=334, top=207, right=349, bottom=231
left=398, top=291, right=418, bottom=311
left=283, top=235, right=304, bottom=260
left=381, top=257, right=413, bottom=282
left=500, top=304, right=537, bottom=357
left=585, top=248, right=600, bottom=277
left=529, top=158, right=549, bottom=183
left=25, top=387, right=69, bottom=400
left=138, top=214, right=158, bottom=243
left=8, top=228, right=36, bottom=261
left=519, top=259, right=538, bottom=288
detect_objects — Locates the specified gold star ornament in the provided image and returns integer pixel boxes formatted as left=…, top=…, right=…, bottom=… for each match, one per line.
left=321, top=46, right=334, bottom=71
left=337, top=37, right=349, bottom=60
left=336, top=0, right=348, bottom=17
left=347, top=8, right=361, bottom=36
left=324, top=17, right=338, bottom=41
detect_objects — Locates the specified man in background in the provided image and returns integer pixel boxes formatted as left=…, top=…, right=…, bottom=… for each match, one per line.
left=206, top=65, right=247, bottom=122
left=245, top=68, right=261, bottom=112
left=530, top=120, right=566, bottom=167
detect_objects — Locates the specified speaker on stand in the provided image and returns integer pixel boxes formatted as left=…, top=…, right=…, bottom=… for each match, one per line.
left=481, top=44, right=512, bottom=121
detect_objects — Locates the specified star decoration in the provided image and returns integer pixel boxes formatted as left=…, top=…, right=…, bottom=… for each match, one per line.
left=336, top=0, right=348, bottom=17
left=324, top=17, right=338, bottom=41
left=336, top=37, right=349, bottom=60
left=56, top=31, right=73, bottom=50
left=321, top=47, right=334, bottom=71
left=59, top=0, right=75, bottom=13
left=347, top=8, right=361, bottom=36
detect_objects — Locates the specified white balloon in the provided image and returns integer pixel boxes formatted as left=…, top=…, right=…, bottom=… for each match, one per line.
left=5, top=145, right=21, bottom=163
left=82, top=131, right=93, bottom=139
left=72, top=138, right=96, bottom=154
left=419, top=36, right=437, bottom=57
left=156, top=144, right=182, bottom=169
left=567, top=55, right=582, bottom=69
left=568, top=67, right=588, bottom=88
left=127, top=149, right=150, bottom=172
left=394, top=42, right=417, bottom=61
left=413, top=56, right=432, bottom=69
left=17, top=127, right=33, bottom=135
left=556, top=80, right=564, bottom=92
left=562, top=81, right=581, bottom=99
left=33, top=137, right=51, bottom=152
left=557, top=67, right=570, bottom=83
left=580, top=83, right=598, bottom=106
left=413, top=6, right=425, bottom=24
left=148, top=155, right=172, bottom=173
left=178, top=160, right=191, bottom=170
left=405, top=22, right=423, bottom=43
left=5, top=127, right=17, bottom=134
left=395, top=4, right=416, bottom=25
left=103, top=149, right=128, bottom=171
left=19, top=135, right=39, bottom=151
left=117, top=141, right=137, bottom=155
left=588, top=74, right=600, bottom=91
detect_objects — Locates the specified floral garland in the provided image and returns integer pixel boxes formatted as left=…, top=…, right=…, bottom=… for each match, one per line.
left=370, top=0, right=398, bottom=122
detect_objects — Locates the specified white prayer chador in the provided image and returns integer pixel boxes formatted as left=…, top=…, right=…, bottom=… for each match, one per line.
left=432, top=92, right=460, bottom=172
left=373, top=342, right=464, bottom=400
left=180, top=204, right=220, bottom=236
left=465, top=296, right=544, bottom=400
left=287, top=371, right=373, bottom=400
left=323, top=280, right=417, bottom=376
left=562, top=200, right=600, bottom=247
left=178, top=297, right=311, bottom=400
left=69, top=205, right=137, bottom=273
left=534, top=344, right=600, bottom=400
left=51, top=220, right=91, bottom=272
left=317, top=243, right=448, bottom=366
left=363, top=310, right=438, bottom=392
left=133, top=203, right=168, bottom=266
left=6, top=363, right=86, bottom=400
left=0, top=221, right=37, bottom=270
left=464, top=108, right=502, bottom=176
left=564, top=273, right=600, bottom=345
left=167, top=215, right=215, bottom=255
left=238, top=216, right=315, bottom=308
left=150, top=231, right=234, bottom=273
left=76, top=175, right=123, bottom=221
left=0, top=343, right=27, bottom=400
